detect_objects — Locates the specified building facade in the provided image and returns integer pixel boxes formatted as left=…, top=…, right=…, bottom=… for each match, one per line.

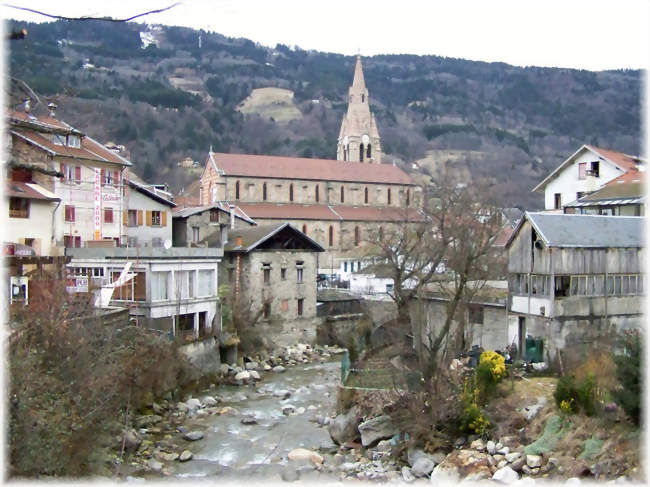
left=123, top=179, right=176, bottom=248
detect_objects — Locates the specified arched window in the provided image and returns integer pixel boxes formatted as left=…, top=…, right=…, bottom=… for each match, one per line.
left=364, top=187, right=369, bottom=204
left=406, top=188, right=410, bottom=207
left=289, top=183, right=294, bottom=202
left=235, top=180, right=240, bottom=200
left=302, top=224, right=307, bottom=235
left=343, top=146, right=347, bottom=161
left=387, top=188, right=391, bottom=205
left=361, top=94, right=365, bottom=103
left=328, top=226, right=334, bottom=247
left=315, top=185, right=320, bottom=202
left=359, top=144, right=364, bottom=162
left=340, top=186, right=345, bottom=203
left=354, top=226, right=360, bottom=246
left=263, top=182, right=267, bottom=201
left=367, top=144, right=371, bottom=159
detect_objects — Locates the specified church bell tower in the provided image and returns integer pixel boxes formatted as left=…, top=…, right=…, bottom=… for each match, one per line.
left=337, top=56, right=382, bottom=164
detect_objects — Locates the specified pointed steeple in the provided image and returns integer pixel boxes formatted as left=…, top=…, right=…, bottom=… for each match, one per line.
left=351, top=55, right=366, bottom=90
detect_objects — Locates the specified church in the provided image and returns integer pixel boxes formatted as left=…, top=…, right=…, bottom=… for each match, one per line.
left=197, top=56, right=421, bottom=279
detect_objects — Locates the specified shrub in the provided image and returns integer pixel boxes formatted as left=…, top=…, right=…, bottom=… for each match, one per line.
left=475, top=350, right=506, bottom=403
left=611, top=330, right=642, bottom=424
left=553, top=374, right=597, bottom=416
left=458, top=378, right=490, bottom=435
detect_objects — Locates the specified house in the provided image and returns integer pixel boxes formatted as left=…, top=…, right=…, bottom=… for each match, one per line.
left=123, top=178, right=176, bottom=248
left=563, top=169, right=645, bottom=216
left=8, top=105, right=132, bottom=248
left=505, top=212, right=644, bottom=361
left=349, top=263, right=398, bottom=295
left=218, top=223, right=324, bottom=347
left=532, top=145, right=644, bottom=211
left=65, top=246, right=223, bottom=342
left=172, top=204, right=256, bottom=248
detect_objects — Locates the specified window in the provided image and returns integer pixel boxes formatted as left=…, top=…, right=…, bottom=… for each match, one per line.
left=340, top=186, right=345, bottom=203
left=468, top=305, right=484, bottom=324
left=198, top=270, right=214, bottom=296
left=263, top=182, right=267, bottom=201
left=297, top=298, right=304, bottom=316
left=53, top=134, right=66, bottom=146
left=281, top=299, right=289, bottom=312
left=128, top=209, right=138, bottom=226
left=555, top=275, right=570, bottom=297
left=210, top=209, right=219, bottom=222
left=354, top=226, right=360, bottom=246
left=302, top=224, right=307, bottom=235
left=296, top=261, right=304, bottom=283
left=63, top=235, right=81, bottom=248
left=281, top=268, right=287, bottom=280
left=364, top=187, right=369, bottom=204
left=176, top=271, right=194, bottom=299
left=367, top=144, right=371, bottom=159
left=344, top=262, right=348, bottom=272
left=102, top=169, right=118, bottom=187
left=387, top=188, right=392, bottom=205
left=329, top=226, right=334, bottom=246
left=263, top=263, right=271, bottom=284
left=151, top=210, right=161, bottom=226
left=588, top=161, right=600, bottom=178
left=263, top=302, right=271, bottom=319
left=9, top=197, right=29, bottom=218
left=192, top=226, right=200, bottom=243
left=361, top=94, right=365, bottom=103
left=406, top=189, right=410, bottom=207
left=289, top=183, right=294, bottom=202
left=104, top=208, right=114, bottom=224
left=235, top=181, right=240, bottom=199
left=577, top=192, right=586, bottom=201
left=554, top=193, right=562, bottom=209
left=151, top=272, right=169, bottom=300
left=578, top=162, right=587, bottom=180
left=67, top=135, right=81, bottom=148
left=64, top=205, right=75, bottom=222
left=359, top=144, right=364, bottom=162
left=315, top=185, right=319, bottom=202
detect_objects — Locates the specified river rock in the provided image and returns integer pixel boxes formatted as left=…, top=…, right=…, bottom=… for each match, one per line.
left=526, top=454, right=542, bottom=468
left=245, top=361, right=258, bottom=370
left=282, top=404, right=297, bottom=415
left=431, top=449, right=491, bottom=482
left=183, top=431, right=204, bottom=441
left=498, top=460, right=508, bottom=469
left=411, top=456, right=435, bottom=477
left=471, top=439, right=486, bottom=451
left=249, top=370, right=261, bottom=380
left=202, top=396, right=219, bottom=407
left=234, top=371, right=251, bottom=381
left=307, top=405, right=318, bottom=411
left=498, top=446, right=511, bottom=455
left=218, top=364, right=229, bottom=375
left=492, top=465, right=520, bottom=484
left=487, top=440, right=497, bottom=454
left=218, top=406, right=238, bottom=415
left=136, top=414, right=163, bottom=428
left=179, top=450, right=193, bottom=462
left=511, top=456, right=526, bottom=472
left=506, top=452, right=522, bottom=463
left=147, top=459, right=163, bottom=472
left=162, top=452, right=179, bottom=462
left=328, top=406, right=361, bottom=445
left=176, top=402, right=189, bottom=413
left=273, top=365, right=286, bottom=373
left=401, top=466, right=415, bottom=482
left=241, top=414, right=258, bottom=425
left=288, top=448, right=323, bottom=465
left=295, top=407, right=306, bottom=415
left=274, top=389, right=291, bottom=399
left=185, top=398, right=202, bottom=411
left=358, top=415, right=395, bottom=447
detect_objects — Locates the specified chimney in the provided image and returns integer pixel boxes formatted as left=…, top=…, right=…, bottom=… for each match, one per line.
left=23, top=98, right=30, bottom=113
left=229, top=204, right=235, bottom=230
left=47, top=102, right=57, bottom=117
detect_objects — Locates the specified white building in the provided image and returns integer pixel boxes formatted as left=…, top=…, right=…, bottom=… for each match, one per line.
left=124, top=179, right=176, bottom=248
left=532, top=145, right=644, bottom=211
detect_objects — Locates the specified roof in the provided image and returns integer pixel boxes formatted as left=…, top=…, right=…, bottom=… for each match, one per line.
left=234, top=202, right=424, bottom=222
left=6, top=181, right=60, bottom=201
left=506, top=212, right=644, bottom=248
left=9, top=110, right=132, bottom=167
left=352, top=263, right=394, bottom=278
left=223, top=223, right=324, bottom=253
left=205, top=151, right=413, bottom=185
left=172, top=203, right=256, bottom=225
left=127, top=180, right=176, bottom=207
left=532, top=145, right=642, bottom=193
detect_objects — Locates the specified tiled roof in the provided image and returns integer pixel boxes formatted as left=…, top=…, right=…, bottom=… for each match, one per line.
left=127, top=180, right=176, bottom=207
left=206, top=152, right=413, bottom=185
left=330, top=205, right=425, bottom=222
left=234, top=202, right=423, bottom=222
left=224, top=223, right=324, bottom=253
left=6, top=181, right=60, bottom=201
left=172, top=203, right=256, bottom=225
left=604, top=168, right=645, bottom=186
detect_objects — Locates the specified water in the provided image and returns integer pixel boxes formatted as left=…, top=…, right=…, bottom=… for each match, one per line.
left=167, top=359, right=341, bottom=481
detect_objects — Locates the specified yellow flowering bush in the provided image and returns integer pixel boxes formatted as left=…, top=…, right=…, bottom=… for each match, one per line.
left=479, top=350, right=506, bottom=382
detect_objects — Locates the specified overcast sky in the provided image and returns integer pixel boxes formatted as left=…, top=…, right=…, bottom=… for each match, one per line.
left=4, top=0, right=649, bottom=71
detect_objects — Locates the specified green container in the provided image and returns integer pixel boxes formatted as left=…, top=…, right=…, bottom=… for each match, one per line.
left=525, top=337, right=544, bottom=363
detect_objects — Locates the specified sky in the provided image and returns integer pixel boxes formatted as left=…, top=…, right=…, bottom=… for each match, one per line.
left=3, top=0, right=650, bottom=71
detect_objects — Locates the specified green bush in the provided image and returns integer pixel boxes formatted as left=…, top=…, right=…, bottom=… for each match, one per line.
left=553, top=374, right=597, bottom=416
left=612, top=331, right=641, bottom=424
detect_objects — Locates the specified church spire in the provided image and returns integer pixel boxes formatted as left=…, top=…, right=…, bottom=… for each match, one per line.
left=336, top=56, right=381, bottom=164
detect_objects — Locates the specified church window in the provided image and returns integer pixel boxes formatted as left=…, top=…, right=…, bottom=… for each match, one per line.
left=354, top=226, right=360, bottom=246
left=361, top=94, right=365, bottom=103
left=289, top=183, right=294, bottom=202
left=359, top=144, right=364, bottom=162
left=302, top=224, right=307, bottom=235
left=406, top=189, right=410, bottom=206
left=364, top=187, right=369, bottom=204
left=387, top=188, right=391, bottom=205
left=367, top=144, right=371, bottom=159
left=263, top=182, right=267, bottom=201
left=340, top=186, right=345, bottom=203
left=315, top=185, right=320, bottom=202
left=329, top=226, right=334, bottom=247
left=235, top=181, right=240, bottom=200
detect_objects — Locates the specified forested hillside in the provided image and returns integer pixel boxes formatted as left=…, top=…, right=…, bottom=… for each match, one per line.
left=8, top=19, right=642, bottom=208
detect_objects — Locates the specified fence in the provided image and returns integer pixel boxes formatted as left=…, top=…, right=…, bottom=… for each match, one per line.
left=340, top=351, right=422, bottom=391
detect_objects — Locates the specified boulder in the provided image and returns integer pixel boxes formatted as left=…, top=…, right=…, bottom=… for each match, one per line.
left=328, top=406, right=362, bottom=445
left=498, top=446, right=511, bottom=455
left=281, top=467, right=300, bottom=482
left=136, top=414, right=163, bottom=428
left=288, top=448, right=323, bottom=465
left=162, top=452, right=179, bottom=462
left=492, top=465, right=520, bottom=484
left=241, top=415, right=258, bottom=425
left=296, top=407, right=306, bottom=415
left=263, top=364, right=272, bottom=371
left=218, top=406, right=238, bottom=415
left=274, top=389, right=291, bottom=399
left=454, top=437, right=467, bottom=448
left=471, top=439, right=486, bottom=451
left=431, top=452, right=447, bottom=465
left=411, top=456, right=435, bottom=477
left=122, top=428, right=142, bottom=452
left=218, top=364, right=229, bottom=376
left=249, top=370, right=261, bottom=380
left=245, top=361, right=258, bottom=370
left=487, top=440, right=496, bottom=455
left=183, top=431, right=204, bottom=441
left=375, top=440, right=392, bottom=454
left=431, top=449, right=491, bottom=482
left=179, top=450, right=193, bottom=462
left=185, top=398, right=202, bottom=411
left=511, top=456, right=526, bottom=472
left=505, top=452, right=522, bottom=463
left=282, top=404, right=297, bottom=416
left=147, top=459, right=163, bottom=472
left=202, top=396, right=219, bottom=407
left=234, top=371, right=251, bottom=381
left=273, top=365, right=286, bottom=373
left=498, top=460, right=508, bottom=469
left=401, top=466, right=415, bottom=482
left=358, top=415, right=396, bottom=447
left=526, top=454, right=542, bottom=468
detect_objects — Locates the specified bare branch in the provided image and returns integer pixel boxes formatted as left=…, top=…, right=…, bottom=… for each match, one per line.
left=3, top=2, right=181, bottom=22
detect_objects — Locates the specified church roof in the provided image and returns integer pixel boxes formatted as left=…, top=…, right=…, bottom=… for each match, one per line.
left=234, top=202, right=424, bottom=222
left=352, top=55, right=366, bottom=90
left=206, top=152, right=413, bottom=185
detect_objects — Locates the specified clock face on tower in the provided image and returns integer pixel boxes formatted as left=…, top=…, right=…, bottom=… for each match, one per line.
left=361, top=134, right=369, bottom=144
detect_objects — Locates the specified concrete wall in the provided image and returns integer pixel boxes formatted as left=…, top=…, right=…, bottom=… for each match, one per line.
left=180, top=337, right=222, bottom=375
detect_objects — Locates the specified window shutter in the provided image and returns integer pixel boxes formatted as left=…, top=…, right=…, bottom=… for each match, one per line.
left=137, top=210, right=143, bottom=226
left=123, top=210, right=128, bottom=225
left=75, top=166, right=81, bottom=182
left=113, top=170, right=119, bottom=186
left=146, top=210, right=152, bottom=226
left=101, top=169, right=106, bottom=186
left=60, top=163, right=65, bottom=177
left=161, top=210, right=167, bottom=227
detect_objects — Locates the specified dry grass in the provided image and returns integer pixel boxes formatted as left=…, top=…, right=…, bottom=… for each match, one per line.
left=236, top=87, right=302, bottom=123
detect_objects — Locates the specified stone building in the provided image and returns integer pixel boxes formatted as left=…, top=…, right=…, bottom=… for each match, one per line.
left=172, top=204, right=256, bottom=247
left=197, top=57, right=420, bottom=278
left=218, top=223, right=324, bottom=347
